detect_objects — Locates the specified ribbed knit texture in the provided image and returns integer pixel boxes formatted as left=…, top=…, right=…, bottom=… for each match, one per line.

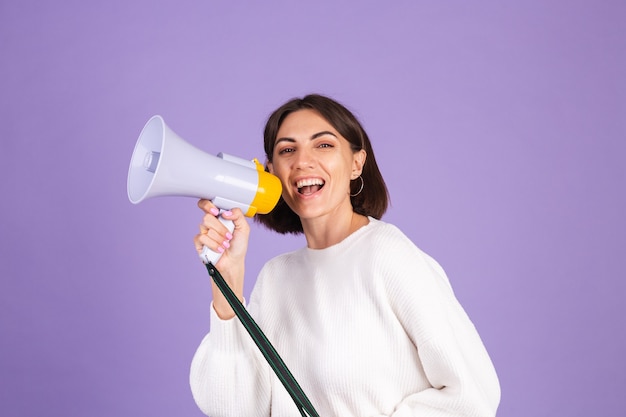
left=190, top=218, right=500, bottom=417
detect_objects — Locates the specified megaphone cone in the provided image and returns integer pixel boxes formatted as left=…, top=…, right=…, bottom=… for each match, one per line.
left=127, top=115, right=282, bottom=216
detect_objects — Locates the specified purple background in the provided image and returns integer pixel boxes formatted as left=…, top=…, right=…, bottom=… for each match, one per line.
left=1, top=1, right=624, bottom=416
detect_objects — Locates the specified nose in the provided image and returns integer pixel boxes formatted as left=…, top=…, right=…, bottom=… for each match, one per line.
left=294, top=147, right=315, bottom=169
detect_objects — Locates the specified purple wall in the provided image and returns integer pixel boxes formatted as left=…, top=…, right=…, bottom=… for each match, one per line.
left=1, top=1, right=624, bottom=416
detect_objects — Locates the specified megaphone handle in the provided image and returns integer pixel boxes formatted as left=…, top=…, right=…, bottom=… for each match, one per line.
left=199, top=211, right=236, bottom=264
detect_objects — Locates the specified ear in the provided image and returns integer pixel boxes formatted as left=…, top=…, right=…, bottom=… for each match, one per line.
left=267, top=161, right=274, bottom=174
left=351, top=149, right=366, bottom=179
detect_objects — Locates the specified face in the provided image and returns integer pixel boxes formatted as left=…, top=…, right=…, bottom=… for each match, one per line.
left=267, top=109, right=366, bottom=222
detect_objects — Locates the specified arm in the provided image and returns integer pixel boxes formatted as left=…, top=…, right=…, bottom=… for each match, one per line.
left=190, top=199, right=272, bottom=416
left=384, top=336, right=500, bottom=417
left=382, top=242, right=500, bottom=417
left=190, top=305, right=272, bottom=416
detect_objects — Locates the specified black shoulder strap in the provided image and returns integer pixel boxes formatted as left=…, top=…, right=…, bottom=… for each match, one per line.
left=206, top=263, right=321, bottom=417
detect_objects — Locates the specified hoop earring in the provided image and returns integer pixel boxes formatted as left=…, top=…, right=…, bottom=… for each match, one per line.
left=350, top=175, right=364, bottom=197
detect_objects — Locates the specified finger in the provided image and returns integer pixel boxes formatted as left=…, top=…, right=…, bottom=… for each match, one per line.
left=222, top=208, right=249, bottom=234
left=193, top=233, right=205, bottom=253
left=198, top=213, right=234, bottom=244
left=200, top=212, right=233, bottom=239
left=197, top=199, right=218, bottom=214
left=195, top=231, right=228, bottom=255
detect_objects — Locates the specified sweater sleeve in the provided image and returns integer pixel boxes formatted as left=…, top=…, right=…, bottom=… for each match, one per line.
left=189, top=303, right=272, bottom=417
left=382, top=336, right=500, bottom=417
left=378, top=232, right=501, bottom=417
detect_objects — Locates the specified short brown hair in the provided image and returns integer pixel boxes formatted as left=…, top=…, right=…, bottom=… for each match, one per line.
left=255, top=94, right=389, bottom=234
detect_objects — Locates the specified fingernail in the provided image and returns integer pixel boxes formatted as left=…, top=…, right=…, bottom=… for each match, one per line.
left=210, top=207, right=219, bottom=215
left=222, top=240, right=231, bottom=249
left=223, top=210, right=233, bottom=216
left=217, top=246, right=225, bottom=253
left=225, top=232, right=233, bottom=240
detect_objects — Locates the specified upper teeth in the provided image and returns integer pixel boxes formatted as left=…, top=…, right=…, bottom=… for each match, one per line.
left=297, top=178, right=324, bottom=188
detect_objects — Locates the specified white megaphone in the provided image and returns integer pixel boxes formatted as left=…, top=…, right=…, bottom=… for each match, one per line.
left=127, top=115, right=282, bottom=265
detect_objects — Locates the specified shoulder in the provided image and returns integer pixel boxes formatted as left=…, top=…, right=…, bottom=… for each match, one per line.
left=363, top=218, right=425, bottom=259
left=365, top=218, right=451, bottom=288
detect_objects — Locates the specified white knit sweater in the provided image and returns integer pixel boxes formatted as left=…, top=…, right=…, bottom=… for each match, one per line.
left=190, top=218, right=500, bottom=416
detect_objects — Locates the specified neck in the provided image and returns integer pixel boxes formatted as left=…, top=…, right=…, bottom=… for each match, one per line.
left=302, top=210, right=369, bottom=250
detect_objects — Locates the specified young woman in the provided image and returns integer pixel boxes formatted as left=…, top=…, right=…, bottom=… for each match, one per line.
left=191, top=94, right=500, bottom=417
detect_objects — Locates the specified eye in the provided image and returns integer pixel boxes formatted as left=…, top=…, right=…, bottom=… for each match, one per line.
left=277, top=146, right=295, bottom=155
left=318, top=143, right=333, bottom=148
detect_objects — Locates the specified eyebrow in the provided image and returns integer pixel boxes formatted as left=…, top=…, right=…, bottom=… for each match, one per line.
left=275, top=130, right=338, bottom=145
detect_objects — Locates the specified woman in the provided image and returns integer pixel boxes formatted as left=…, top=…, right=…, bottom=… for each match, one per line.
left=191, top=94, right=501, bottom=416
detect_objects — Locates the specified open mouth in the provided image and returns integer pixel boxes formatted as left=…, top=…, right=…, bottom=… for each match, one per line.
left=296, top=178, right=325, bottom=195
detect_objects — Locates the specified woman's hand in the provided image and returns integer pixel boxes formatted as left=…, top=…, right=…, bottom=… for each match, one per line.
left=193, top=199, right=250, bottom=319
